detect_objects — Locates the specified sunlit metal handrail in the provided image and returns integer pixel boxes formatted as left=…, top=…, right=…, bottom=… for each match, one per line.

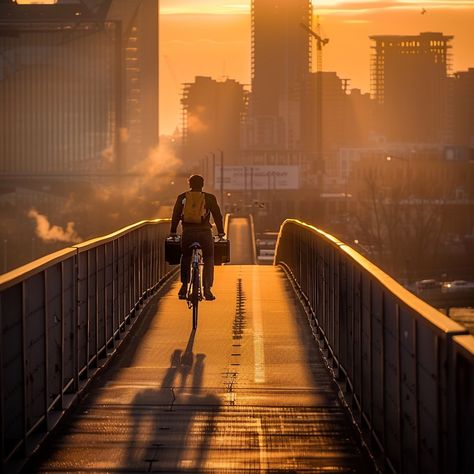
left=0, top=219, right=174, bottom=470
left=223, top=212, right=231, bottom=235
left=275, top=219, right=474, bottom=474
left=248, top=213, right=258, bottom=265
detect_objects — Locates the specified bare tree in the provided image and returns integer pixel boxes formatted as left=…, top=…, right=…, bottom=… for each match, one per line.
left=347, top=156, right=467, bottom=279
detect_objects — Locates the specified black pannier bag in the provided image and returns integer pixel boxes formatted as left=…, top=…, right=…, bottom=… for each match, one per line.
left=165, top=236, right=230, bottom=266
left=165, top=236, right=181, bottom=265
left=214, top=238, right=230, bottom=265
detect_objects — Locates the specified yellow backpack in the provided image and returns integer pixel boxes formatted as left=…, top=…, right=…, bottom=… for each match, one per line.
left=182, top=191, right=206, bottom=224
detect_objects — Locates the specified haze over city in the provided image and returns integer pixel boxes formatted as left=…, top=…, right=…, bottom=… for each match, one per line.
left=160, top=0, right=474, bottom=134
left=1, top=1, right=474, bottom=472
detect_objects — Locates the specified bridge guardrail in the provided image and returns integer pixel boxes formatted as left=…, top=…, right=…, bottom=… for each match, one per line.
left=0, top=219, right=174, bottom=470
left=451, top=335, right=474, bottom=474
left=275, top=219, right=473, bottom=474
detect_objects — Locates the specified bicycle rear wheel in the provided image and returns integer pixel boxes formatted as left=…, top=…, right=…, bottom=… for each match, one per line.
left=191, top=266, right=200, bottom=329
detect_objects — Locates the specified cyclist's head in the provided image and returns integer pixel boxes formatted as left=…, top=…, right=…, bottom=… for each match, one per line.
left=188, top=174, right=204, bottom=190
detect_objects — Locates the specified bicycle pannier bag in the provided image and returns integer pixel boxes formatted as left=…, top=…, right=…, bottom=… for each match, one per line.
left=214, top=239, right=230, bottom=265
left=182, top=191, right=206, bottom=224
left=165, top=237, right=181, bottom=265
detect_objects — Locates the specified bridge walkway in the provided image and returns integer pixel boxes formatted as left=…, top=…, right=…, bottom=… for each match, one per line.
left=227, top=216, right=256, bottom=265
left=28, top=265, right=372, bottom=472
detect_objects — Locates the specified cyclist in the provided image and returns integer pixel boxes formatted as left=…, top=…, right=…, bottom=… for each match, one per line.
left=169, top=174, right=225, bottom=301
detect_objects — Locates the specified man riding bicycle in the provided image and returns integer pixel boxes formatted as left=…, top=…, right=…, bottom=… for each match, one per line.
left=169, top=174, right=225, bottom=301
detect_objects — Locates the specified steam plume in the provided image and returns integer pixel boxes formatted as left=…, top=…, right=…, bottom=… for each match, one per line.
left=28, top=208, right=82, bottom=244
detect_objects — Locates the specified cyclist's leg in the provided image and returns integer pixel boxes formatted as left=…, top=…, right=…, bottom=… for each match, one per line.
left=191, top=251, right=200, bottom=328
left=200, top=229, right=215, bottom=299
left=179, top=231, right=193, bottom=296
left=191, top=256, right=200, bottom=299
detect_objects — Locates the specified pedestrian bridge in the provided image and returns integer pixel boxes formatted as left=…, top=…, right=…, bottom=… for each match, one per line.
left=0, top=217, right=473, bottom=473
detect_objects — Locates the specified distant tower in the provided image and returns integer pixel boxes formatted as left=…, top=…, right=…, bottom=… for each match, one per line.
left=370, top=32, right=453, bottom=143
left=246, top=0, right=312, bottom=150
left=181, top=76, right=247, bottom=166
left=450, top=68, right=474, bottom=147
left=0, top=0, right=159, bottom=176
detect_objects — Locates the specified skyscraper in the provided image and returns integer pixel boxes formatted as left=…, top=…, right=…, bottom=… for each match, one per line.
left=370, top=32, right=452, bottom=144
left=0, top=0, right=159, bottom=176
left=245, top=0, right=312, bottom=150
left=450, top=68, right=474, bottom=148
left=181, top=76, right=247, bottom=166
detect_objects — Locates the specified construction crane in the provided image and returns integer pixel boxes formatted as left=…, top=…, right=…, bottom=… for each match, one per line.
left=300, top=19, right=329, bottom=73
left=300, top=19, right=329, bottom=167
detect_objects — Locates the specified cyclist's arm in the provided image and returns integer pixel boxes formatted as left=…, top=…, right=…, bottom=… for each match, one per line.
left=170, top=194, right=184, bottom=234
left=209, top=194, right=224, bottom=235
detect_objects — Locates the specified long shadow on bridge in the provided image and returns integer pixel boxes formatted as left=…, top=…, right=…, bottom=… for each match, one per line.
left=125, top=330, right=222, bottom=471
left=26, top=266, right=373, bottom=472
left=3, top=217, right=472, bottom=473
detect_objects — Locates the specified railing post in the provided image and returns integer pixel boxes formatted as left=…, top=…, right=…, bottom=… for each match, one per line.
left=60, top=262, right=65, bottom=409
left=396, top=303, right=403, bottom=472
left=73, top=250, right=79, bottom=392
left=21, top=280, right=27, bottom=455
left=94, top=249, right=99, bottom=366
left=381, top=291, right=386, bottom=464
left=112, top=240, right=117, bottom=343
left=103, top=244, right=108, bottom=350
left=43, top=271, right=49, bottom=430
left=358, top=270, right=363, bottom=425
left=85, top=251, right=90, bottom=378
left=368, top=279, right=373, bottom=443
left=350, top=263, right=356, bottom=393
left=447, top=334, right=458, bottom=474
left=413, top=318, right=420, bottom=473
left=0, top=293, right=4, bottom=464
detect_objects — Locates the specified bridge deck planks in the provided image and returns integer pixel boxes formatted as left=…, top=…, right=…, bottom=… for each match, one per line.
left=29, top=266, right=372, bottom=472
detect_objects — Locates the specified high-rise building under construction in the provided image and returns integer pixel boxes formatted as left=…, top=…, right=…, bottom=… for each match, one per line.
left=245, top=0, right=312, bottom=151
left=370, top=32, right=452, bottom=144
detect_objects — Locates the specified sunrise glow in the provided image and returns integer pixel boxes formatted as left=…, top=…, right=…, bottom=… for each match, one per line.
left=159, top=0, right=474, bottom=15
left=159, top=0, right=474, bottom=133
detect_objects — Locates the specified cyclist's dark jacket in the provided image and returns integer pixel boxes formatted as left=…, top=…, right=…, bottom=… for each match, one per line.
left=170, top=191, right=224, bottom=234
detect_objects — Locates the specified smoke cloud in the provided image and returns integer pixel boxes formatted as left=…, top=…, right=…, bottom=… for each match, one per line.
left=28, top=208, right=82, bottom=244
left=131, top=142, right=182, bottom=180
left=187, top=106, right=208, bottom=133
left=6, top=141, right=185, bottom=272
left=57, top=140, right=184, bottom=236
left=101, top=145, right=114, bottom=163
left=95, top=141, right=183, bottom=204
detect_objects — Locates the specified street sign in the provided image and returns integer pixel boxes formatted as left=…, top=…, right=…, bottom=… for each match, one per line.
left=214, top=165, right=300, bottom=190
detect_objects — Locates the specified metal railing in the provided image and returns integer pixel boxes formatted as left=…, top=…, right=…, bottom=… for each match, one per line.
left=0, top=219, right=174, bottom=470
left=275, top=219, right=474, bottom=474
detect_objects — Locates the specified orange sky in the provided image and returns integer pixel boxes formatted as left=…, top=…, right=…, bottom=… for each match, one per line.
left=160, top=1, right=474, bottom=135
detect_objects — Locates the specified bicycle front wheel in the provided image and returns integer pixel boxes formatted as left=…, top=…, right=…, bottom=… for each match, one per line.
left=192, top=299, right=198, bottom=329
left=191, top=267, right=200, bottom=329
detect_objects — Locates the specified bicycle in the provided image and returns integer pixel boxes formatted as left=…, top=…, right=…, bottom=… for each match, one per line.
left=186, top=242, right=203, bottom=329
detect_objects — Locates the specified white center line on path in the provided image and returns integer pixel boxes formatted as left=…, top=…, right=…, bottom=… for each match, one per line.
left=252, top=267, right=265, bottom=383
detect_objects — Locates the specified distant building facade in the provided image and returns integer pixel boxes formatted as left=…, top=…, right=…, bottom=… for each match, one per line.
left=110, top=0, right=160, bottom=169
left=345, top=88, right=374, bottom=148
left=0, top=0, right=159, bottom=176
left=302, top=72, right=375, bottom=171
left=449, top=68, right=474, bottom=148
left=244, top=0, right=312, bottom=151
left=181, top=76, right=247, bottom=167
left=370, top=32, right=452, bottom=144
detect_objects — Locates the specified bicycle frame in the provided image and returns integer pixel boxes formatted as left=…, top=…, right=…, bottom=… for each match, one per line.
left=186, top=243, right=203, bottom=329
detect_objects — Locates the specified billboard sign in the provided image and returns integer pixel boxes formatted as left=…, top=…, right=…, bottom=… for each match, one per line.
left=214, top=165, right=300, bottom=190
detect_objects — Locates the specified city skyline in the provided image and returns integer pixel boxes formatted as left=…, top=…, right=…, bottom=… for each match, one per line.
left=160, top=0, right=474, bottom=134
left=160, top=0, right=474, bottom=15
